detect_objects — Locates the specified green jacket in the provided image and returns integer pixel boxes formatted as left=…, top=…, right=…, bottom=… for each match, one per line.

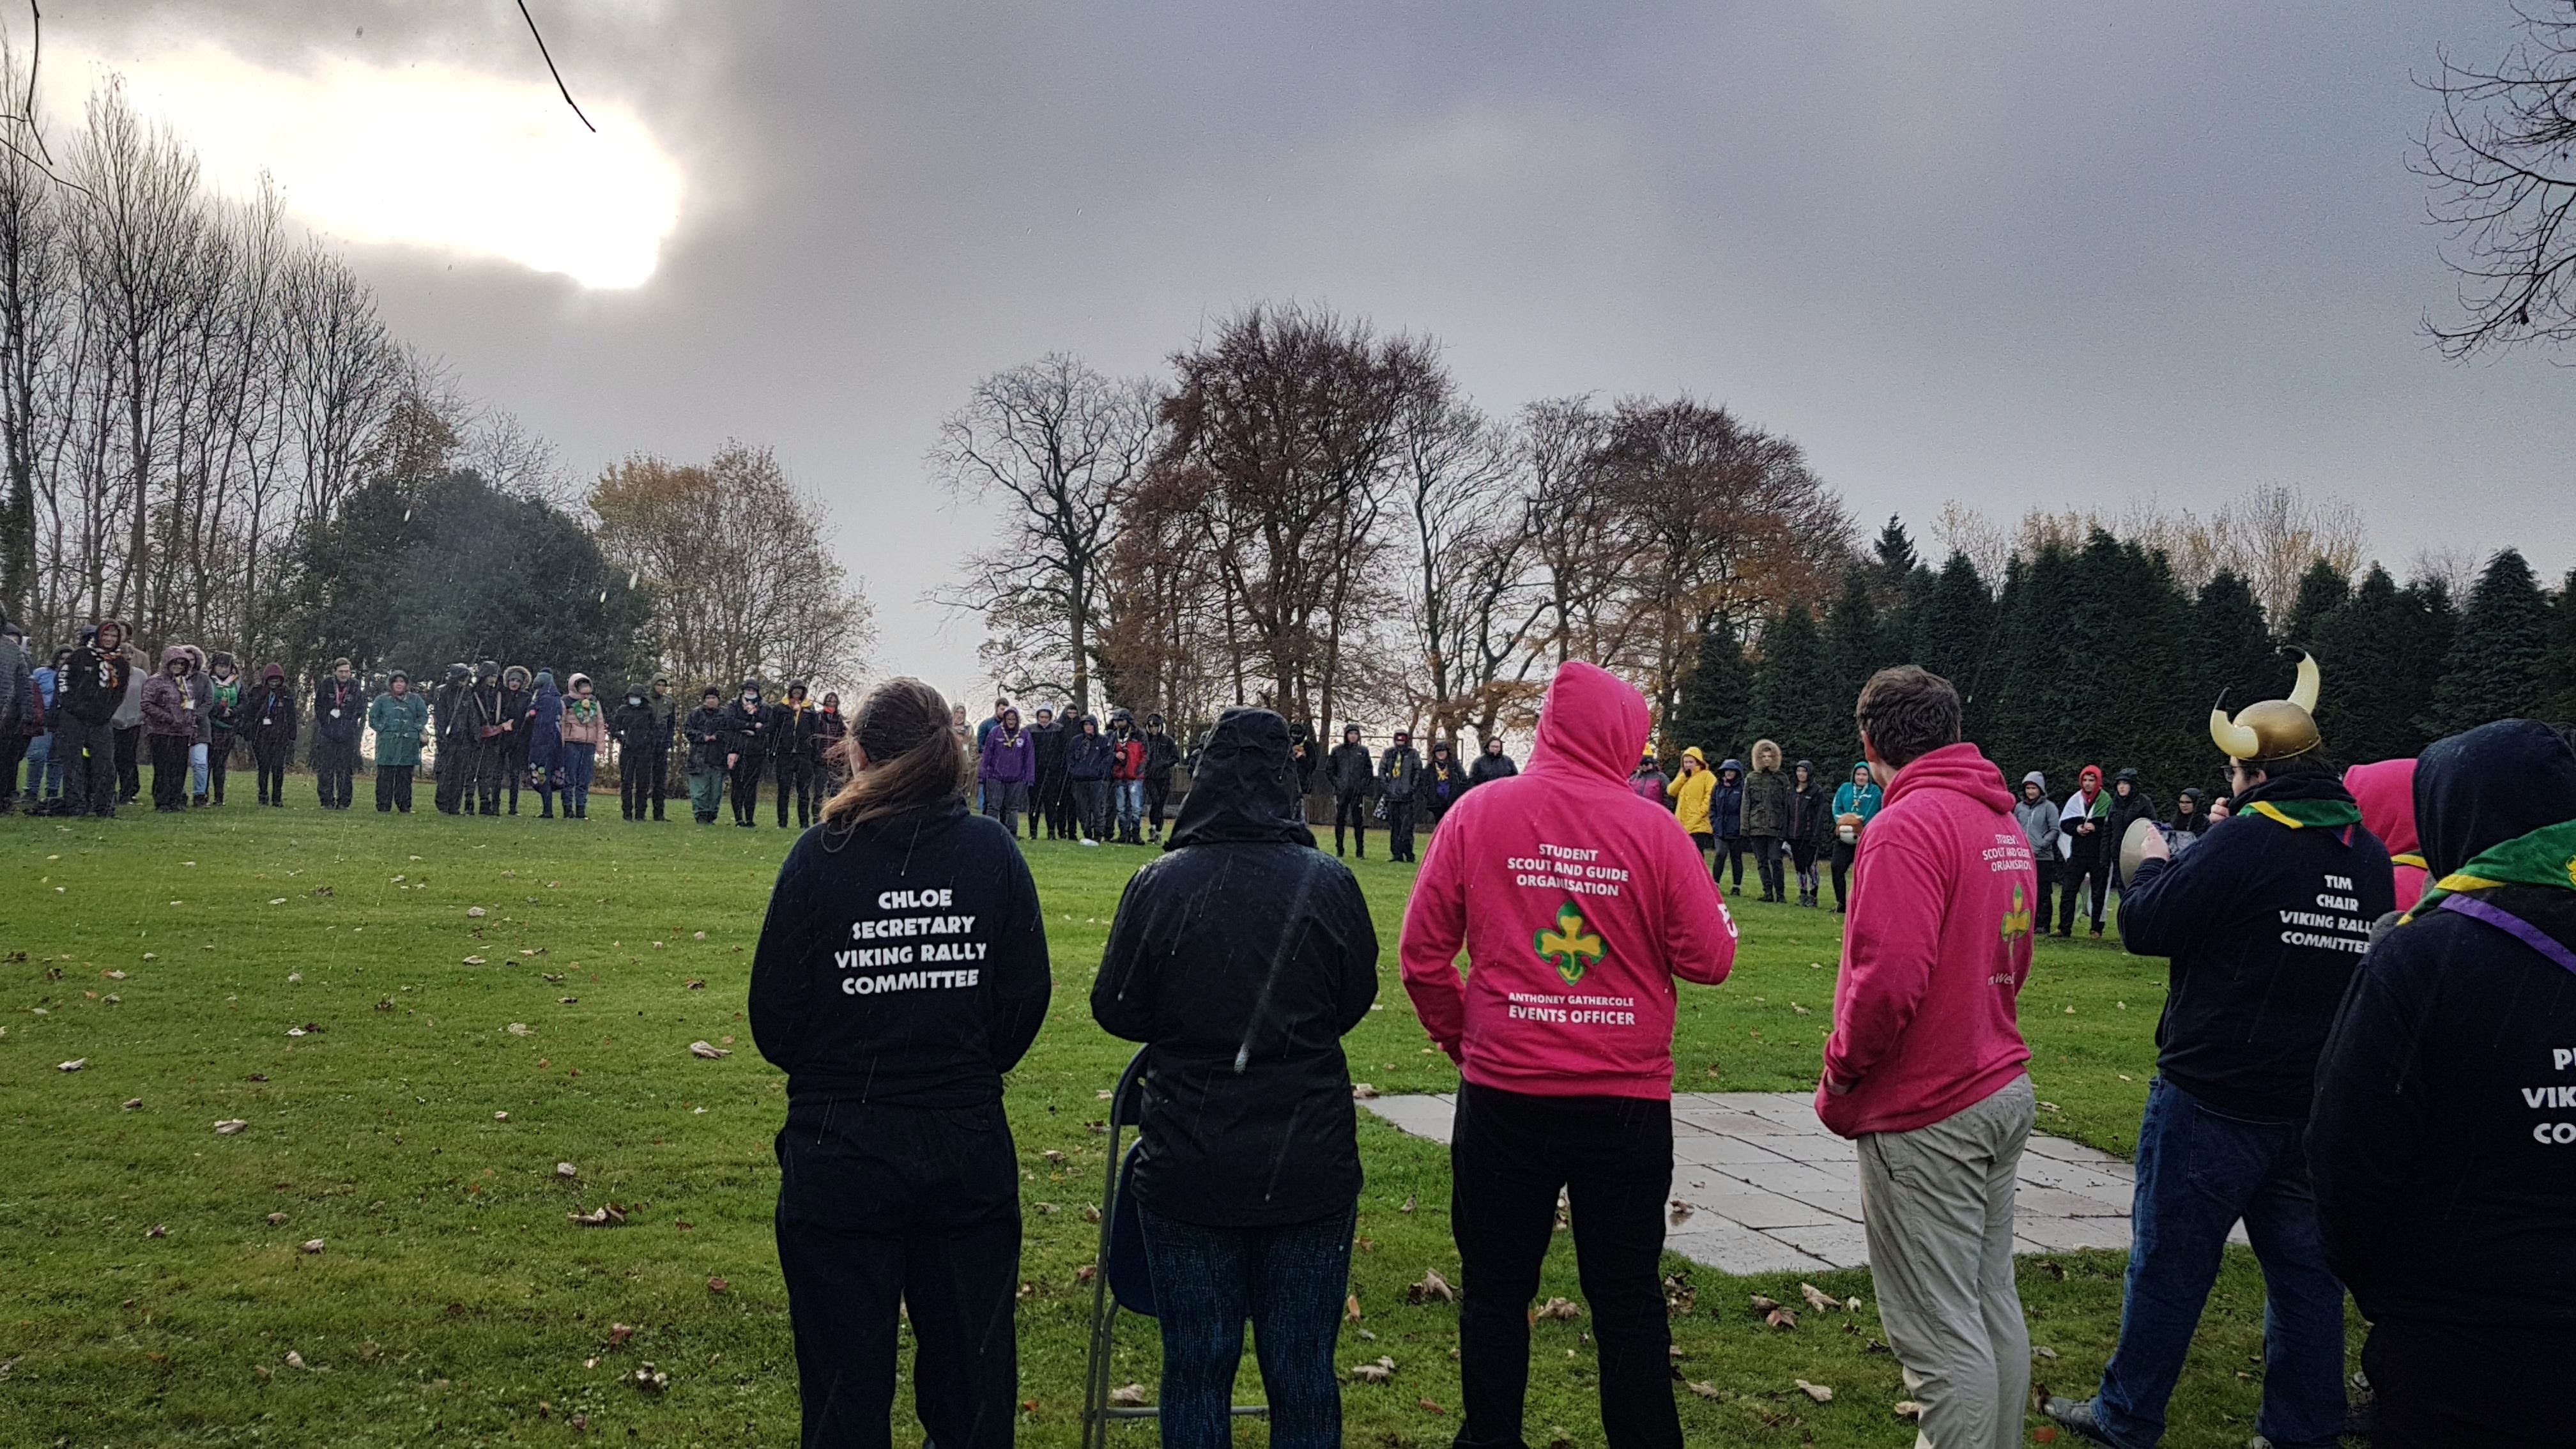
left=369, top=690, right=429, bottom=767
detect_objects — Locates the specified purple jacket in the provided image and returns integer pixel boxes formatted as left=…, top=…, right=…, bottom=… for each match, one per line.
left=980, top=726, right=1036, bottom=786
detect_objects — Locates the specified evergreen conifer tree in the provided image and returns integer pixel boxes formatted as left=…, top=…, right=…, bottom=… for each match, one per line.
left=2280, top=558, right=2352, bottom=647
left=1908, top=551, right=1998, bottom=726
left=1746, top=604, right=1846, bottom=763
left=2314, top=565, right=2438, bottom=763
left=2430, top=549, right=2552, bottom=735
left=2546, top=568, right=2576, bottom=724
left=1670, top=627, right=1752, bottom=761
left=1824, top=567, right=1886, bottom=719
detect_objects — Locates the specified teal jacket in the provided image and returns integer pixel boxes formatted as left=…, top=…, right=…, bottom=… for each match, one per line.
left=369, top=690, right=430, bottom=767
left=1832, top=767, right=1883, bottom=835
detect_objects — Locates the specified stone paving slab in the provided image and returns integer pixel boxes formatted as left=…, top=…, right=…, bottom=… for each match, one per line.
left=1362, top=1090, right=2244, bottom=1274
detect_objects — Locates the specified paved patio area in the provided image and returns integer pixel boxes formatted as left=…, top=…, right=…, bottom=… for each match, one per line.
left=1362, top=1091, right=2211, bottom=1275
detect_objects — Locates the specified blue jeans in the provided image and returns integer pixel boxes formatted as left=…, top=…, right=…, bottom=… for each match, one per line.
left=20, top=730, right=54, bottom=797
left=1138, top=1204, right=1354, bottom=1449
left=562, top=742, right=595, bottom=811
left=2086, top=1079, right=2347, bottom=1449
left=1114, top=778, right=1143, bottom=834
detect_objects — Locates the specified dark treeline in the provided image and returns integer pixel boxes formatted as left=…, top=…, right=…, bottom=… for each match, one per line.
left=1671, top=519, right=2576, bottom=794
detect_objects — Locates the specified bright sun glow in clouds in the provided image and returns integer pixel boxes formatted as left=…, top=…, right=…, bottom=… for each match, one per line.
left=74, top=42, right=684, bottom=289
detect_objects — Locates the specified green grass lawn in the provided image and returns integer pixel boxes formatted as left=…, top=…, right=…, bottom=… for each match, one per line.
left=0, top=788, right=2343, bottom=1446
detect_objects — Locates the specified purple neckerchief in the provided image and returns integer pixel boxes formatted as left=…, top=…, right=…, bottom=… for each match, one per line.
left=2437, top=894, right=2576, bottom=978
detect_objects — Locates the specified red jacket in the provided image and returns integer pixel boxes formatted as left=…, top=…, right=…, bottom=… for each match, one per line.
left=2344, top=758, right=2425, bottom=908
left=1400, top=661, right=1736, bottom=1100
left=1816, top=742, right=2034, bottom=1137
left=1110, top=735, right=1146, bottom=781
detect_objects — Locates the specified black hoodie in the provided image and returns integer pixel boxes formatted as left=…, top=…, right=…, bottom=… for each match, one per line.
left=1090, top=708, right=1379, bottom=1228
left=2313, top=720, right=2576, bottom=1338
left=750, top=800, right=1051, bottom=1107
left=2118, top=770, right=2393, bottom=1119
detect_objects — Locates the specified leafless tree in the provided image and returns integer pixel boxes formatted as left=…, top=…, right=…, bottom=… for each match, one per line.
left=930, top=353, right=1158, bottom=717
left=467, top=408, right=576, bottom=505
left=2416, top=3, right=2576, bottom=356
left=1393, top=379, right=1544, bottom=744
left=0, top=31, right=61, bottom=615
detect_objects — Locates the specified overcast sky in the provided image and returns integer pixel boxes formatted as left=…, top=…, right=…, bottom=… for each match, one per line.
left=52, top=1, right=2575, bottom=696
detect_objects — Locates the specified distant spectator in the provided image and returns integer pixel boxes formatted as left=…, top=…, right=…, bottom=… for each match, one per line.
left=2014, top=772, right=2062, bottom=930
left=181, top=645, right=213, bottom=805
left=1423, top=739, right=1470, bottom=829
left=2312, top=719, right=2576, bottom=1448
left=1329, top=724, right=1374, bottom=858
left=2057, top=765, right=2111, bottom=936
left=2343, top=758, right=2425, bottom=909
left=1829, top=760, right=1884, bottom=914
left=683, top=686, right=730, bottom=824
left=500, top=665, right=537, bottom=814
left=1066, top=712, right=1113, bottom=843
left=525, top=669, right=565, bottom=818
left=1377, top=728, right=1423, bottom=863
left=369, top=670, right=427, bottom=813
left=247, top=664, right=297, bottom=808
left=1821, top=667, right=2037, bottom=1449
left=141, top=646, right=197, bottom=813
left=774, top=682, right=824, bottom=829
left=1664, top=746, right=1715, bottom=862
left=204, top=652, right=243, bottom=806
left=59, top=622, right=132, bottom=817
left=1109, top=709, right=1149, bottom=844
left=111, top=636, right=144, bottom=805
left=1142, top=712, right=1183, bottom=842
left=2104, top=766, right=2161, bottom=892
left=312, top=658, right=364, bottom=809
left=0, top=614, right=27, bottom=815
left=723, top=680, right=769, bottom=827
left=1741, top=740, right=1792, bottom=903
left=2170, top=786, right=2212, bottom=854
left=22, top=645, right=67, bottom=807
left=611, top=684, right=658, bottom=822
left=1028, top=704, right=1068, bottom=840
left=813, top=691, right=850, bottom=799
left=1626, top=747, right=1666, bottom=804
left=557, top=673, right=607, bottom=820
left=1468, top=735, right=1519, bottom=786
left=1092, top=707, right=1377, bottom=1449
left=1788, top=759, right=1834, bottom=907
left=643, top=677, right=680, bottom=820
left=1711, top=757, right=1748, bottom=896
left=977, top=705, right=1034, bottom=836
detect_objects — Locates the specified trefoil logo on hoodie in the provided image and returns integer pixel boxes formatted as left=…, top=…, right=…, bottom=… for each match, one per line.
left=1533, top=901, right=1605, bottom=984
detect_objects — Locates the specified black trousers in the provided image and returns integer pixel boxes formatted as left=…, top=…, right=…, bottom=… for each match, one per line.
left=620, top=745, right=654, bottom=818
left=645, top=743, right=670, bottom=817
left=314, top=740, right=356, bottom=808
left=1333, top=792, right=1368, bottom=856
left=776, top=756, right=816, bottom=827
left=114, top=724, right=141, bottom=801
left=2361, top=1317, right=2576, bottom=1449
left=1831, top=840, right=1859, bottom=907
left=474, top=739, right=509, bottom=813
left=730, top=756, right=763, bottom=823
left=776, top=1097, right=1022, bottom=1449
left=1030, top=770, right=1065, bottom=838
left=435, top=746, right=471, bottom=813
left=1071, top=778, right=1110, bottom=838
left=208, top=735, right=234, bottom=803
left=2059, top=847, right=2107, bottom=933
left=1144, top=776, right=1171, bottom=832
left=1384, top=797, right=1416, bottom=861
left=255, top=750, right=289, bottom=806
left=1452, top=1082, right=1680, bottom=1449
left=0, top=728, right=25, bottom=806
left=2030, top=855, right=2058, bottom=932
left=149, top=733, right=190, bottom=810
left=1751, top=835, right=1784, bottom=897
left=1719, top=835, right=1747, bottom=890
left=376, top=764, right=414, bottom=812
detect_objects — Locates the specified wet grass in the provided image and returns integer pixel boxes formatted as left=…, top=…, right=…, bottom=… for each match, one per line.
left=0, top=792, right=2336, bottom=1446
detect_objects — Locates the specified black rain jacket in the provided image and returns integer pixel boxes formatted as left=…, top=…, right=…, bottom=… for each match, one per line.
left=1091, top=708, right=1379, bottom=1228
left=2119, top=770, right=2393, bottom=1119
left=1328, top=739, right=1373, bottom=797
left=2313, top=720, right=2576, bottom=1344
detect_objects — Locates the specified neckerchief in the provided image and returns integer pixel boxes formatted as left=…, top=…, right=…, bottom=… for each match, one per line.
left=2408, top=819, right=2576, bottom=918
left=2244, top=797, right=2365, bottom=831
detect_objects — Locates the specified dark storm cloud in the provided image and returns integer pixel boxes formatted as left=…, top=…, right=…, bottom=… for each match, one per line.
left=55, top=2, right=2575, bottom=689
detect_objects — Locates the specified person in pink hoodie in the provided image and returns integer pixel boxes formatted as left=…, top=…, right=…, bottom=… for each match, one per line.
left=2343, top=757, right=2426, bottom=911
left=1818, top=665, right=2036, bottom=1449
left=1400, top=660, right=1735, bottom=1449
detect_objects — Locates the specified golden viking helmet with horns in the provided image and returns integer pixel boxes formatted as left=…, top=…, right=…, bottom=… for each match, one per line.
left=2209, top=647, right=2322, bottom=763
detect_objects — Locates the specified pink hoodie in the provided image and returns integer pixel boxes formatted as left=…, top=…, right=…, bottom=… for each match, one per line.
left=1816, top=741, right=2034, bottom=1137
left=1400, top=662, right=1736, bottom=1100
left=2343, top=758, right=2425, bottom=908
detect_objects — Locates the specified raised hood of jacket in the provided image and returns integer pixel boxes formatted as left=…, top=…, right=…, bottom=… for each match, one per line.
left=1167, top=707, right=1315, bottom=849
left=1524, top=659, right=1649, bottom=787
left=2416, top=719, right=2576, bottom=878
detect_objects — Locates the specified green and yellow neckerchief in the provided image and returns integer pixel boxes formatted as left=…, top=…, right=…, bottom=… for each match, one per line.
left=2406, top=820, right=2576, bottom=921
left=2242, top=797, right=2363, bottom=831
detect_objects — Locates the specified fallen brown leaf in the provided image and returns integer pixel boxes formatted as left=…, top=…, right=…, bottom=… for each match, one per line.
left=214, top=1119, right=247, bottom=1135
left=1798, top=1282, right=1841, bottom=1315
left=624, top=1363, right=670, bottom=1394
left=1405, top=1268, right=1456, bottom=1305
left=686, top=1040, right=730, bottom=1059
left=568, top=1204, right=628, bottom=1227
left=1349, top=1356, right=1396, bottom=1383
left=1417, top=1397, right=1445, bottom=1414
left=707, top=1276, right=729, bottom=1293
left=56, top=1058, right=84, bottom=1072
left=1795, top=1379, right=1832, bottom=1404
left=1531, top=1297, right=1581, bottom=1322
left=1893, top=1400, right=1924, bottom=1420
left=1108, top=1382, right=1148, bottom=1407
left=266, top=1212, right=288, bottom=1225
left=1687, top=1380, right=1722, bottom=1400
left=1345, top=1294, right=1363, bottom=1323
left=1351, top=1082, right=1379, bottom=1100
left=298, top=1239, right=325, bottom=1254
